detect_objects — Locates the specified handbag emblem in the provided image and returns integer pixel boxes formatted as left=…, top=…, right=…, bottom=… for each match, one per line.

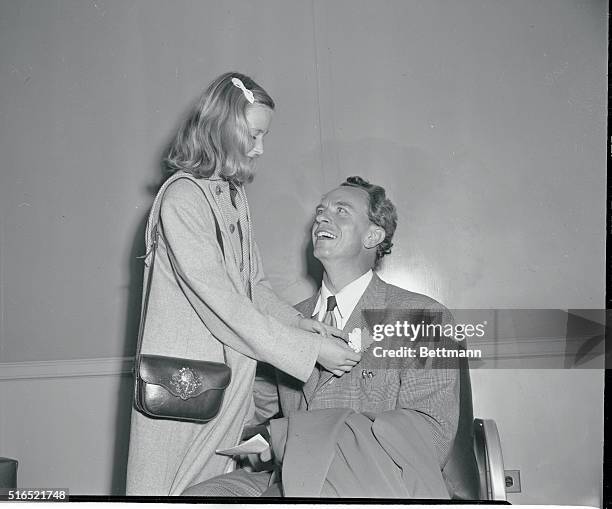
left=170, top=367, right=202, bottom=400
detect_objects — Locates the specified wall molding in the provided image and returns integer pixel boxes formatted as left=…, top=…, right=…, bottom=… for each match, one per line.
left=0, top=332, right=603, bottom=381
left=0, top=357, right=134, bottom=381
left=468, top=334, right=604, bottom=363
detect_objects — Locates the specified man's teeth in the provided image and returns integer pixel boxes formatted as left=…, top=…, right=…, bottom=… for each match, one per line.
left=316, top=231, right=337, bottom=239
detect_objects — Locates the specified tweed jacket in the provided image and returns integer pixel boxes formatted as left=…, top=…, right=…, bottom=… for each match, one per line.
left=276, top=273, right=460, bottom=466
left=126, top=172, right=323, bottom=496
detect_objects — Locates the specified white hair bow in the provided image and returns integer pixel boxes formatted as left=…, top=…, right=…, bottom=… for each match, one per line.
left=231, top=77, right=255, bottom=104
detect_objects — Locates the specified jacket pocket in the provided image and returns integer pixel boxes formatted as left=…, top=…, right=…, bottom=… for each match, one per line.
left=359, top=367, right=399, bottom=401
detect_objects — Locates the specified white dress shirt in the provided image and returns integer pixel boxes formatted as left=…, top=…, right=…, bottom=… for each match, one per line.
left=312, top=270, right=373, bottom=330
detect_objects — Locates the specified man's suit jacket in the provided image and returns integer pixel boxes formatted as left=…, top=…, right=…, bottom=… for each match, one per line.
left=276, top=273, right=460, bottom=467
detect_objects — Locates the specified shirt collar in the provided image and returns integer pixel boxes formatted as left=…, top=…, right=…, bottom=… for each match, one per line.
left=312, top=270, right=373, bottom=323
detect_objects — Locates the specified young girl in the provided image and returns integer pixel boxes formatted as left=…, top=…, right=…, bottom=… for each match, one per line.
left=125, top=72, right=360, bottom=495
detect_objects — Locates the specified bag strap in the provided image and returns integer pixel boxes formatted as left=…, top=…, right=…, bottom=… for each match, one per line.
left=134, top=175, right=227, bottom=376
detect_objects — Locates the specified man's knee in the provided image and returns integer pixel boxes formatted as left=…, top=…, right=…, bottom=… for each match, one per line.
left=182, top=469, right=272, bottom=497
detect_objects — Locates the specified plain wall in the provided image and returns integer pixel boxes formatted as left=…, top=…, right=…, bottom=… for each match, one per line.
left=0, top=0, right=606, bottom=505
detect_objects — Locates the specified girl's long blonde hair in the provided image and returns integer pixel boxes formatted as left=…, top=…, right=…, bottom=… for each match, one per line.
left=165, top=72, right=274, bottom=184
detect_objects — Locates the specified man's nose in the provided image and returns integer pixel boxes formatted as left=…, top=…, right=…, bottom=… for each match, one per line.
left=316, top=211, right=330, bottom=223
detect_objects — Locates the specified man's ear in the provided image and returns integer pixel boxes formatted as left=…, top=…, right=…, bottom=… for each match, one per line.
left=364, top=225, right=385, bottom=249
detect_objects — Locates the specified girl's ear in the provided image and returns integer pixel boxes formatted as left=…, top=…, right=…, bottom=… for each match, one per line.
left=364, top=225, right=385, bottom=249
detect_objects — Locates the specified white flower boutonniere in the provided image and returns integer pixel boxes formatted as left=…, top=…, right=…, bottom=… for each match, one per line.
left=348, top=328, right=362, bottom=352
left=348, top=327, right=375, bottom=353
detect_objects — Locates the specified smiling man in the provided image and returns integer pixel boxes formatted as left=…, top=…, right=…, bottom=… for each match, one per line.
left=184, top=176, right=461, bottom=498
left=309, top=177, right=395, bottom=327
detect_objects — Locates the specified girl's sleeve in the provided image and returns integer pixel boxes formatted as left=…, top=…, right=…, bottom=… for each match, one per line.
left=251, top=241, right=304, bottom=327
left=159, top=180, right=320, bottom=383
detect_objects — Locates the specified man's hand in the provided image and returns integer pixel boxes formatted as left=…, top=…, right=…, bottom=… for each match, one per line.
left=317, top=336, right=361, bottom=377
left=298, top=317, right=349, bottom=343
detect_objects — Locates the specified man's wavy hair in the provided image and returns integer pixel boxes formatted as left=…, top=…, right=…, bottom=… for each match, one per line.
left=341, top=176, right=397, bottom=269
left=165, top=72, right=274, bottom=184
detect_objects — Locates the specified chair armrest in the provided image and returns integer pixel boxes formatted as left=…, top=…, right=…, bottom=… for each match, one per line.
left=473, top=418, right=507, bottom=501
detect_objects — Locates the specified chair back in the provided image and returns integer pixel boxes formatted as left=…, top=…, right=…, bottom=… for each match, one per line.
left=441, top=356, right=480, bottom=499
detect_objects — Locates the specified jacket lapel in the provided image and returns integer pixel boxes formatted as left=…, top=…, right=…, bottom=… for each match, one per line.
left=315, top=273, right=388, bottom=389
left=298, top=294, right=323, bottom=405
left=344, top=273, right=387, bottom=333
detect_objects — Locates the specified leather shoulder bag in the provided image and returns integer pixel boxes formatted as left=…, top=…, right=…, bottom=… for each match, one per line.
left=133, top=176, right=232, bottom=424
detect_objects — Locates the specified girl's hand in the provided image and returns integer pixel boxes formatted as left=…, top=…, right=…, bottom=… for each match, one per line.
left=298, top=317, right=348, bottom=343
left=317, top=336, right=362, bottom=376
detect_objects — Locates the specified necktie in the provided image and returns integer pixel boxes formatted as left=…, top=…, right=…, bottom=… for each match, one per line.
left=323, top=295, right=338, bottom=329
left=228, top=182, right=251, bottom=298
left=228, top=182, right=237, bottom=206
left=228, top=183, right=244, bottom=246
left=313, top=295, right=338, bottom=389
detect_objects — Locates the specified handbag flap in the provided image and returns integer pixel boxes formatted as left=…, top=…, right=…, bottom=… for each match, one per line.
left=138, top=354, right=231, bottom=399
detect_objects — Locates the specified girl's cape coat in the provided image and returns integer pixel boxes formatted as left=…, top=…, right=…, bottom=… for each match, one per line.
left=126, top=172, right=321, bottom=495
